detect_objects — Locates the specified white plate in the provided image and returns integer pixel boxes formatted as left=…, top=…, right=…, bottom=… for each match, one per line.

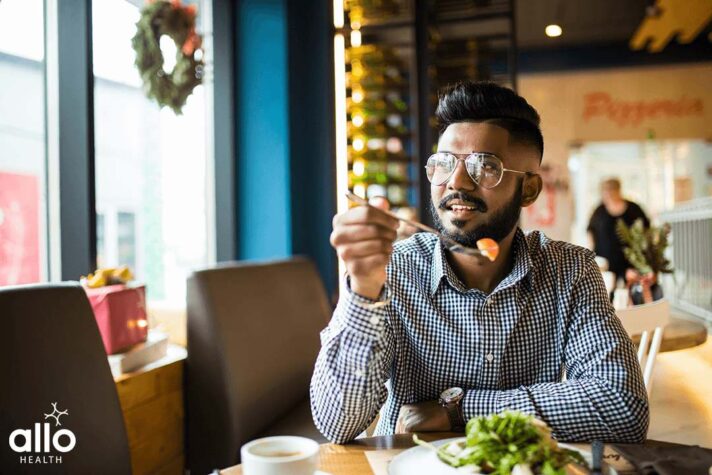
left=388, top=438, right=592, bottom=475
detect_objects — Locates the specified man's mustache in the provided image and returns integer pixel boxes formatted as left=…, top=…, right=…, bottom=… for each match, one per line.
left=438, top=192, right=488, bottom=212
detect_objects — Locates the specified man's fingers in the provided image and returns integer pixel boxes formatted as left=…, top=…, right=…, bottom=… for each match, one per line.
left=333, top=205, right=399, bottom=230
left=330, top=224, right=397, bottom=247
left=337, top=239, right=393, bottom=260
left=396, top=406, right=414, bottom=434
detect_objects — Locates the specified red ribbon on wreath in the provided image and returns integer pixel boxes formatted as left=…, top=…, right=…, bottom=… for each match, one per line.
left=147, top=0, right=202, bottom=56
left=176, top=1, right=202, bottom=55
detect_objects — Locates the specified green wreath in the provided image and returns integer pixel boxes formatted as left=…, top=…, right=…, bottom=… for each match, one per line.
left=132, top=0, right=204, bottom=115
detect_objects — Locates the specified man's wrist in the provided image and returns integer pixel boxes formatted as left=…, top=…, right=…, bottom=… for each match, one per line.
left=351, top=277, right=386, bottom=301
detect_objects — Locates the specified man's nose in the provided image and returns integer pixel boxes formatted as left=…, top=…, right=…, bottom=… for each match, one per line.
left=446, top=160, right=476, bottom=191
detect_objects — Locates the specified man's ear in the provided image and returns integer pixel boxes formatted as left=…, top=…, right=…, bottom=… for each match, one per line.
left=521, top=174, right=542, bottom=207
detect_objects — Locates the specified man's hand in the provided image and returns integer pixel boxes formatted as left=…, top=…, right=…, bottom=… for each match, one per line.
left=330, top=200, right=399, bottom=300
left=395, top=401, right=451, bottom=433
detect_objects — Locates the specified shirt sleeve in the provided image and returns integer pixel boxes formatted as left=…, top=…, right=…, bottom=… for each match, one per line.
left=309, top=278, right=395, bottom=443
left=461, top=256, right=649, bottom=443
left=626, top=201, right=650, bottom=228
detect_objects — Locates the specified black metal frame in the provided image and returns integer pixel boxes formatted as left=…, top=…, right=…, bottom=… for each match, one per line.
left=46, top=0, right=97, bottom=281
left=212, top=0, right=238, bottom=262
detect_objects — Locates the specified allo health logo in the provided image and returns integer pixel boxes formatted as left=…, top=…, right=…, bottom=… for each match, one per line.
left=8, top=402, right=77, bottom=464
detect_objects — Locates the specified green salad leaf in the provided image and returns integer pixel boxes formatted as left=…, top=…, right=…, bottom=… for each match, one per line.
left=413, top=411, right=589, bottom=475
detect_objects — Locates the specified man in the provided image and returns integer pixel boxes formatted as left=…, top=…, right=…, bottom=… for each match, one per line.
left=311, top=81, right=648, bottom=444
left=588, top=178, right=650, bottom=283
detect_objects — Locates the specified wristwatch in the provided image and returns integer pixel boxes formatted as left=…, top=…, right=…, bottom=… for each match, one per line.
left=439, top=387, right=465, bottom=431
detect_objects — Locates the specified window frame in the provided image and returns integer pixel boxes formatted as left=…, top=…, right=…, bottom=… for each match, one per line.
left=41, top=0, right=233, bottom=284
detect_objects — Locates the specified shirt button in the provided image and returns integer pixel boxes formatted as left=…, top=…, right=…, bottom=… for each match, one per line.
left=369, top=316, right=380, bottom=326
left=486, top=353, right=494, bottom=362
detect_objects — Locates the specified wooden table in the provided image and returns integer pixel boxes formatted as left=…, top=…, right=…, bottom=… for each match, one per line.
left=114, top=344, right=187, bottom=475
left=631, top=315, right=708, bottom=352
left=220, top=432, right=458, bottom=475
left=221, top=433, right=629, bottom=475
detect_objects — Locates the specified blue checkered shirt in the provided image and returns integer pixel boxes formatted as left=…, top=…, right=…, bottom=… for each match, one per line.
left=310, top=229, right=649, bottom=444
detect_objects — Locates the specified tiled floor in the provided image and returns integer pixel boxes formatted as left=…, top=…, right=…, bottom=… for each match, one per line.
left=648, top=335, right=712, bottom=448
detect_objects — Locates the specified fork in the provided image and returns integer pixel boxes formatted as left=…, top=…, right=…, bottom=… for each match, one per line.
left=345, top=192, right=494, bottom=260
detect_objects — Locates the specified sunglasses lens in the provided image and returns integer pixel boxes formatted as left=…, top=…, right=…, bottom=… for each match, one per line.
left=468, top=154, right=503, bottom=189
left=426, top=153, right=454, bottom=185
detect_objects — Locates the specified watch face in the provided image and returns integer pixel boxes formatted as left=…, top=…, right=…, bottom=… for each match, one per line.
left=441, top=387, right=464, bottom=403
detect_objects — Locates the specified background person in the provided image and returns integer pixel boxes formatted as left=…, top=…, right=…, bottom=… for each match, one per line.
left=587, top=177, right=650, bottom=284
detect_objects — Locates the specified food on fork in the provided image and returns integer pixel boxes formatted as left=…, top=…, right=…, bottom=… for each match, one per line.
left=476, top=238, right=499, bottom=262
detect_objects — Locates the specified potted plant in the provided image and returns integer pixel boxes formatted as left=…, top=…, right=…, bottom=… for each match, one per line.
left=615, top=218, right=673, bottom=304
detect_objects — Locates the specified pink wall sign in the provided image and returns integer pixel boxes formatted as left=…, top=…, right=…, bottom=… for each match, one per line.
left=0, top=172, right=40, bottom=285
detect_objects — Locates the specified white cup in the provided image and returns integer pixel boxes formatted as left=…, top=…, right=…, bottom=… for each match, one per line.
left=241, top=436, right=319, bottom=475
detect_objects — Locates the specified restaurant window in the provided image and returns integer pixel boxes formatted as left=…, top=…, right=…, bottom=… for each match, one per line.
left=0, top=0, right=48, bottom=286
left=117, top=211, right=137, bottom=272
left=92, top=0, right=212, bottom=303
left=96, top=212, right=105, bottom=268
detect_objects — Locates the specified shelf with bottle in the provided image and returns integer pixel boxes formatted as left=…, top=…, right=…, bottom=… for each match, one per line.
left=348, top=135, right=411, bottom=158
left=341, top=0, right=412, bottom=30
left=350, top=174, right=413, bottom=187
left=348, top=181, right=412, bottom=209
left=348, top=145, right=413, bottom=161
left=348, top=97, right=408, bottom=116
left=350, top=152, right=409, bottom=181
left=340, top=0, right=419, bottom=213
left=346, top=44, right=411, bottom=90
left=346, top=44, right=406, bottom=65
left=347, top=122, right=410, bottom=140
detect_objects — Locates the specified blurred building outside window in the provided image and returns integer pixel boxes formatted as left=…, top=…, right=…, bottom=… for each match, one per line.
left=0, top=0, right=48, bottom=286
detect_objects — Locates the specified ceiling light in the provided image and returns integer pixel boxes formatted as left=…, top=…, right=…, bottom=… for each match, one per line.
left=545, top=24, right=562, bottom=38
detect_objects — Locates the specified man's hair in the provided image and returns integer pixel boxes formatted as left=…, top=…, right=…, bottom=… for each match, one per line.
left=601, top=177, right=622, bottom=191
left=435, top=81, right=544, bottom=160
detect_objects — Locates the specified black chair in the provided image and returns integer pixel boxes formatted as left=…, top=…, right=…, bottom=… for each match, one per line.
left=186, top=257, right=330, bottom=474
left=0, top=283, right=131, bottom=474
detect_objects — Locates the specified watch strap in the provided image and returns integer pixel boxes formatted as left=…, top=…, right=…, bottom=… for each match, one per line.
left=443, top=401, right=465, bottom=431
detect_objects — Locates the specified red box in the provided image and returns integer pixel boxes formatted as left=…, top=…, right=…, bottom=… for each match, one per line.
left=84, top=284, right=148, bottom=354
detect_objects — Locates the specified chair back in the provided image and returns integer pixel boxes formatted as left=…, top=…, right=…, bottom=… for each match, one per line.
left=186, top=257, right=330, bottom=473
left=0, top=283, right=131, bottom=474
left=616, top=299, right=671, bottom=395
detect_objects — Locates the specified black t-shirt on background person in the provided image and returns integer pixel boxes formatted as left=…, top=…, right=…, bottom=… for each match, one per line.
left=587, top=200, right=650, bottom=281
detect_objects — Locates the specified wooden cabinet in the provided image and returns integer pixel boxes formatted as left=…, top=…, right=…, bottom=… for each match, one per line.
left=114, top=345, right=187, bottom=474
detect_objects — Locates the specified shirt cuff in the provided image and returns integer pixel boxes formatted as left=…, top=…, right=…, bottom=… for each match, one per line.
left=332, top=276, right=392, bottom=339
left=462, top=387, right=537, bottom=421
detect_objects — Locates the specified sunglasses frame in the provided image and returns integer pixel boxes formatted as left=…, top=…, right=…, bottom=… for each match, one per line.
left=425, top=152, right=538, bottom=188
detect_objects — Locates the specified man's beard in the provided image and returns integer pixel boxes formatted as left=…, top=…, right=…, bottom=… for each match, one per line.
left=430, top=181, right=523, bottom=247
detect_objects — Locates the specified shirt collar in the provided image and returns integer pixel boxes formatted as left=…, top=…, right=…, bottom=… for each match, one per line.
left=429, top=228, right=534, bottom=296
